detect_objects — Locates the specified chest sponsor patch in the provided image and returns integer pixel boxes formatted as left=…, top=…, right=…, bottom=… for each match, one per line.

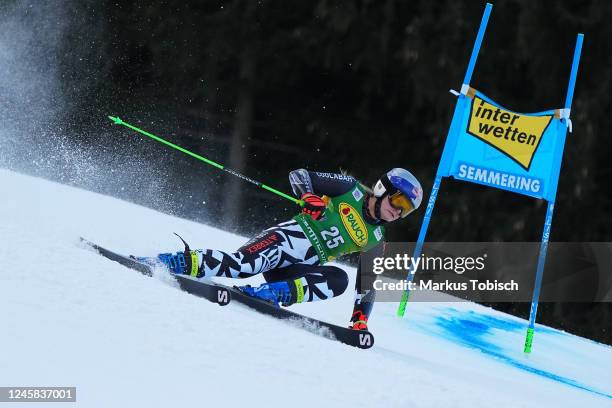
left=339, top=202, right=368, bottom=247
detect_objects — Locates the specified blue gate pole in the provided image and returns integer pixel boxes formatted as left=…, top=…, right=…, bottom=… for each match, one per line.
left=524, top=202, right=554, bottom=353
left=396, top=176, right=442, bottom=316
left=524, top=33, right=583, bottom=353
left=397, top=3, right=492, bottom=317
left=463, top=3, right=493, bottom=85
left=563, top=34, right=583, bottom=110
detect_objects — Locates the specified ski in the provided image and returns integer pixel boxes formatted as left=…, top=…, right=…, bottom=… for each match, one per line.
left=176, top=274, right=375, bottom=349
left=80, top=238, right=231, bottom=306
left=81, top=238, right=373, bottom=349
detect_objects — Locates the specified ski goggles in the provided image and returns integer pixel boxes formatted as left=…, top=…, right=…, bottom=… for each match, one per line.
left=388, top=191, right=415, bottom=218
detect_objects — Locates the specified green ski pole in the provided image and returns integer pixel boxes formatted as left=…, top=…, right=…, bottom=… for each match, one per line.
left=108, top=116, right=303, bottom=206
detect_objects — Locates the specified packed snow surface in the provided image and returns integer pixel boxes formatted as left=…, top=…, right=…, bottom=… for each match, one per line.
left=2, top=169, right=610, bottom=407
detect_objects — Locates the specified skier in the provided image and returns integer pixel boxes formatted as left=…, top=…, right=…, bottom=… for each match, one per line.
left=140, top=168, right=422, bottom=330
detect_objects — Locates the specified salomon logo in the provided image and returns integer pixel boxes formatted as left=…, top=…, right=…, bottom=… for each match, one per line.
left=217, top=290, right=229, bottom=305
left=359, top=333, right=372, bottom=347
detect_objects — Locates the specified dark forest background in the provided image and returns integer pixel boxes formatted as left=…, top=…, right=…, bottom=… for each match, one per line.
left=2, top=1, right=610, bottom=343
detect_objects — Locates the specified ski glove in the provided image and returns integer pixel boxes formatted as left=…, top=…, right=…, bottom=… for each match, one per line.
left=301, top=193, right=326, bottom=220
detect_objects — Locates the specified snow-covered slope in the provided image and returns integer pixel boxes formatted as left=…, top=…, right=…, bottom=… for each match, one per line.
left=2, top=168, right=610, bottom=407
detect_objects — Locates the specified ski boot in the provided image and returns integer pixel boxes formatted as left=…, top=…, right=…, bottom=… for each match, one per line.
left=133, top=252, right=190, bottom=275
left=349, top=291, right=374, bottom=330
left=132, top=233, right=200, bottom=276
left=237, top=280, right=300, bottom=307
left=350, top=309, right=368, bottom=330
